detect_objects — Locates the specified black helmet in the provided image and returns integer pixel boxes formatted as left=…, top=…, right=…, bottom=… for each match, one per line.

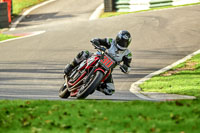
left=116, top=30, right=132, bottom=51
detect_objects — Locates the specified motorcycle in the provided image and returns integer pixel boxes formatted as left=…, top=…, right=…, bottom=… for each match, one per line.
left=59, top=42, right=122, bottom=99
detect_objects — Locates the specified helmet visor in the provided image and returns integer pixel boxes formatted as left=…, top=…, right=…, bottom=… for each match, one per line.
left=116, top=38, right=131, bottom=50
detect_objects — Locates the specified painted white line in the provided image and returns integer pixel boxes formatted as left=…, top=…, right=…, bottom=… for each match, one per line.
left=10, top=0, right=56, bottom=31
left=0, top=31, right=46, bottom=44
left=130, top=49, right=200, bottom=100
left=130, top=85, right=155, bottom=101
left=89, top=3, right=104, bottom=20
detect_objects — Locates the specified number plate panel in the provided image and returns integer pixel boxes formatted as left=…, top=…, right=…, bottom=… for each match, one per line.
left=100, top=54, right=116, bottom=70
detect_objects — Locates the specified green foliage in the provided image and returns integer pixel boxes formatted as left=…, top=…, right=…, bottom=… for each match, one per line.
left=0, top=99, right=200, bottom=133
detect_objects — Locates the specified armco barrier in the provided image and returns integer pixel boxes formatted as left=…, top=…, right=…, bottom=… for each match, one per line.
left=0, top=2, right=9, bottom=28
left=173, top=0, right=200, bottom=6
left=150, top=0, right=173, bottom=8
left=115, top=0, right=150, bottom=12
left=104, top=0, right=200, bottom=12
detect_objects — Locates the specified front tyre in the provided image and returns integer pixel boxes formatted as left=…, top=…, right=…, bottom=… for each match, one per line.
left=77, top=71, right=104, bottom=99
left=59, top=83, right=70, bottom=98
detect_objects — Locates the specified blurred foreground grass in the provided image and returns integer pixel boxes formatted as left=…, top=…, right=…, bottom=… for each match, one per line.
left=0, top=99, right=200, bottom=133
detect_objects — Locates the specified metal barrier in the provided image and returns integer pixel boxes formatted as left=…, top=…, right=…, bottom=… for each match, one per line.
left=115, top=0, right=150, bottom=12
left=173, top=0, right=200, bottom=6
left=150, top=0, right=173, bottom=8
left=104, top=0, right=200, bottom=12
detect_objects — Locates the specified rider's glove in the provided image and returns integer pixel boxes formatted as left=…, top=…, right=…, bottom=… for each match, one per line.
left=120, top=64, right=129, bottom=73
left=91, top=38, right=100, bottom=47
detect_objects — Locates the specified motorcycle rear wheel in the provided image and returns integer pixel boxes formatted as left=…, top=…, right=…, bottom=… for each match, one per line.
left=59, top=83, right=70, bottom=98
left=77, top=71, right=104, bottom=99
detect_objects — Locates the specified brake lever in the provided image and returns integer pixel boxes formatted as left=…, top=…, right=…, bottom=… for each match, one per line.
left=100, top=47, right=106, bottom=52
left=91, top=41, right=106, bottom=52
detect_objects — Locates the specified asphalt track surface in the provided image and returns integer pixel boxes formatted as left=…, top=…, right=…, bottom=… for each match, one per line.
left=0, top=0, right=200, bottom=100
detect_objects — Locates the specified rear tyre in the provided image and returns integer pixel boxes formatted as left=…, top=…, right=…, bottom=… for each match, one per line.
left=77, top=71, right=104, bottom=99
left=59, top=83, right=70, bottom=98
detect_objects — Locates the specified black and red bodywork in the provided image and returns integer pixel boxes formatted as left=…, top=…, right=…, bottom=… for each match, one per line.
left=61, top=45, right=117, bottom=98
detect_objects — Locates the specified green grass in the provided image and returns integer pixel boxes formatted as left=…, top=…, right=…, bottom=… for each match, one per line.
left=100, top=2, right=200, bottom=18
left=0, top=34, right=17, bottom=41
left=12, top=0, right=46, bottom=16
left=0, top=99, right=200, bottom=133
left=140, top=54, right=200, bottom=98
left=100, top=12, right=133, bottom=18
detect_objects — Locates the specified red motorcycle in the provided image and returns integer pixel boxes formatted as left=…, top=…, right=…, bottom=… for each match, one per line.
left=59, top=43, right=119, bottom=99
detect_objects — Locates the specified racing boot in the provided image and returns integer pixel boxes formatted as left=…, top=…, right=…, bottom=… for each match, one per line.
left=103, top=83, right=115, bottom=95
left=101, top=74, right=115, bottom=95
left=97, top=83, right=115, bottom=95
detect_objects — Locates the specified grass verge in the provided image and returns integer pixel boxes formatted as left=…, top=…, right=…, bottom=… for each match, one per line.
left=140, top=53, right=200, bottom=98
left=100, top=2, right=200, bottom=18
left=0, top=99, right=200, bottom=133
left=0, top=34, right=17, bottom=41
left=12, top=0, right=46, bottom=16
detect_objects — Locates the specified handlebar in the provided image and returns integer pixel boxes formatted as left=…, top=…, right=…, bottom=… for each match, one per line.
left=91, top=41, right=106, bottom=52
left=91, top=41, right=123, bottom=67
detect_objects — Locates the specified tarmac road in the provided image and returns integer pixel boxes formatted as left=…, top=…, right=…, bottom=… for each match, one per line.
left=0, top=1, right=200, bottom=100
left=15, top=0, right=103, bottom=28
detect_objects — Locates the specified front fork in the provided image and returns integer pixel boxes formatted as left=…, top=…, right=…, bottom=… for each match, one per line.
left=64, top=75, right=69, bottom=88
left=84, top=60, right=101, bottom=83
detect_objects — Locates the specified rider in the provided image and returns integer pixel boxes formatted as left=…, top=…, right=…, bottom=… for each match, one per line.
left=64, top=30, right=132, bottom=95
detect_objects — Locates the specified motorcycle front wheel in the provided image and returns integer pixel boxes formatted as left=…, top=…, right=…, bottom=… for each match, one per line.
left=77, top=71, right=104, bottom=99
left=59, top=83, right=70, bottom=98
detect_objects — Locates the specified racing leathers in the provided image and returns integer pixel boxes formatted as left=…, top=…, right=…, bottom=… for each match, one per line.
left=64, top=38, right=132, bottom=95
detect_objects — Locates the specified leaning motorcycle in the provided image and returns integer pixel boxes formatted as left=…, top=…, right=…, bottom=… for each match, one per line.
left=59, top=42, right=119, bottom=99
